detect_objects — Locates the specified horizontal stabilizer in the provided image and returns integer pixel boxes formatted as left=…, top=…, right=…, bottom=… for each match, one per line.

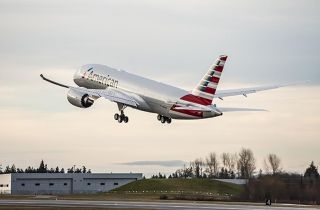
left=174, top=105, right=213, bottom=112
left=217, top=107, right=267, bottom=112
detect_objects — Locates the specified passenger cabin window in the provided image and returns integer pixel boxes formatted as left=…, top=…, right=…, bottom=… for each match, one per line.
left=64, top=183, right=68, bottom=186
left=87, top=183, right=91, bottom=186
left=0, top=184, right=3, bottom=187
left=21, top=183, right=25, bottom=186
left=49, top=183, right=54, bottom=186
left=114, top=183, right=118, bottom=186
left=100, top=183, right=105, bottom=186
left=35, top=183, right=40, bottom=186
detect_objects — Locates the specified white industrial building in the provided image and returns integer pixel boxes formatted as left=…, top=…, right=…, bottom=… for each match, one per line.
left=0, top=173, right=142, bottom=195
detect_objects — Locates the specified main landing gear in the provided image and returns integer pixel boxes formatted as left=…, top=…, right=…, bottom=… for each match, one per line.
left=114, top=103, right=129, bottom=123
left=114, top=111, right=129, bottom=123
left=157, top=114, right=172, bottom=124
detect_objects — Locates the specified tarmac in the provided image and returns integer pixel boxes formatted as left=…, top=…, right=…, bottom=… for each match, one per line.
left=0, top=199, right=318, bottom=210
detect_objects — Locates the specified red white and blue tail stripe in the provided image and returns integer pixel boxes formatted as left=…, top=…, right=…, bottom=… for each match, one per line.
left=180, top=55, right=227, bottom=106
left=170, top=55, right=227, bottom=119
left=191, top=55, right=227, bottom=104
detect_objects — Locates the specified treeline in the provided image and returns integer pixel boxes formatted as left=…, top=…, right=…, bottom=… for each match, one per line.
left=151, top=148, right=320, bottom=204
left=246, top=161, right=320, bottom=204
left=153, top=148, right=319, bottom=180
left=166, top=148, right=258, bottom=179
left=0, top=160, right=91, bottom=174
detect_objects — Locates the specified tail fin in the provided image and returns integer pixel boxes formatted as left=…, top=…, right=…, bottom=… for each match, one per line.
left=180, top=55, right=228, bottom=105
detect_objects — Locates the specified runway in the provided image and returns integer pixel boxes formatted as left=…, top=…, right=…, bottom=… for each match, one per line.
left=0, top=199, right=318, bottom=210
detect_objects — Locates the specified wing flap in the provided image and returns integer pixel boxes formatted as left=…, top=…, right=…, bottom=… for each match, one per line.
left=70, top=87, right=138, bottom=107
left=99, top=88, right=138, bottom=107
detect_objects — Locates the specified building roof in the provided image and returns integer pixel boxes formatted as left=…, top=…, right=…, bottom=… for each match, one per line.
left=1, top=173, right=143, bottom=179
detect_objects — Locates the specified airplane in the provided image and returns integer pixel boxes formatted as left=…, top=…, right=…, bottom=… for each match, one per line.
left=40, top=55, right=293, bottom=124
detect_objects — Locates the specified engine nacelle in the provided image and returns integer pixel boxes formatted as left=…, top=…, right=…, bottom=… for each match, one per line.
left=67, top=89, right=94, bottom=108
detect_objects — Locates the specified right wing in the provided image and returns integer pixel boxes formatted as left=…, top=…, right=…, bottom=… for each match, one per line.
left=40, top=74, right=138, bottom=107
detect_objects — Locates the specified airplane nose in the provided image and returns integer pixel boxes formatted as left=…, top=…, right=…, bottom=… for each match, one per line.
left=73, top=69, right=82, bottom=80
left=73, top=69, right=83, bottom=85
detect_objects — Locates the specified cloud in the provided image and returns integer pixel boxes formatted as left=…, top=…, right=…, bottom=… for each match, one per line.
left=120, top=160, right=186, bottom=167
left=0, top=0, right=319, bottom=86
left=0, top=0, right=319, bottom=176
left=0, top=84, right=319, bottom=175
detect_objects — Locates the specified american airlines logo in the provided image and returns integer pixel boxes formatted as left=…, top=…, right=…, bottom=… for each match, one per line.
left=83, top=67, right=119, bottom=88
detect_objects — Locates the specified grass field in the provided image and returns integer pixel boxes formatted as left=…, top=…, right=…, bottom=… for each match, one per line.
left=0, top=179, right=245, bottom=202
left=112, top=178, right=244, bottom=196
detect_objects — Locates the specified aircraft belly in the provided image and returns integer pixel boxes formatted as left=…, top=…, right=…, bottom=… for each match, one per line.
left=141, top=96, right=171, bottom=116
left=169, top=111, right=200, bottom=119
left=131, top=95, right=153, bottom=112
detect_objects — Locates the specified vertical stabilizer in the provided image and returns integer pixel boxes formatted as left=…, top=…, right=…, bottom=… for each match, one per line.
left=180, top=55, right=228, bottom=105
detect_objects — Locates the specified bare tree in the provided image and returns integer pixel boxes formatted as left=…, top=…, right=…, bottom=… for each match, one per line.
left=237, top=148, right=256, bottom=178
left=268, top=154, right=281, bottom=174
left=192, top=158, right=204, bottom=178
left=205, top=152, right=219, bottom=178
left=264, top=154, right=281, bottom=175
left=263, top=159, right=271, bottom=174
left=221, top=152, right=229, bottom=168
left=221, top=152, right=237, bottom=173
left=181, top=163, right=193, bottom=178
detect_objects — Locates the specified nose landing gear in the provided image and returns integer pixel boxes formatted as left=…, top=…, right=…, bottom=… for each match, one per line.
left=157, top=114, right=172, bottom=124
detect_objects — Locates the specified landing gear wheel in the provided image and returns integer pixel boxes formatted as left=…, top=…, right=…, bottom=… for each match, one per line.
left=160, top=116, right=166, bottom=124
left=157, top=114, right=172, bottom=124
left=124, top=116, right=129, bottom=123
left=114, top=113, right=119, bottom=120
left=118, top=116, right=123, bottom=123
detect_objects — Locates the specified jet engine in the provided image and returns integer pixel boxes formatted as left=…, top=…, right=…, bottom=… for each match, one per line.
left=67, top=89, right=94, bottom=108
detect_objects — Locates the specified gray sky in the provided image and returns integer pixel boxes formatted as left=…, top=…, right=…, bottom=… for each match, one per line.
left=0, top=0, right=319, bottom=176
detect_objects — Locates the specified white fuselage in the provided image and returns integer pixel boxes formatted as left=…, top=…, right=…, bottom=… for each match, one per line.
left=41, top=55, right=288, bottom=123
left=73, top=64, right=219, bottom=119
